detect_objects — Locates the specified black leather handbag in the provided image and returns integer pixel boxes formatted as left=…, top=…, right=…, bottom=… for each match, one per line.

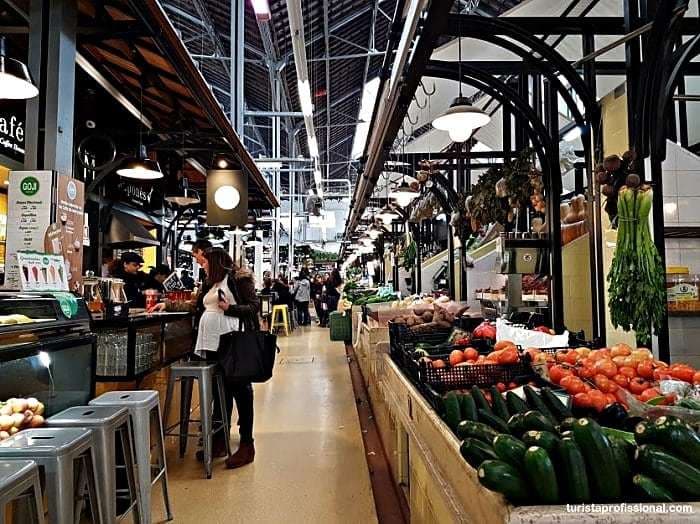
left=218, top=327, right=278, bottom=383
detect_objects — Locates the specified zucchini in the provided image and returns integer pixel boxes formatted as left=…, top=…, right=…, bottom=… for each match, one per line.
left=522, top=430, right=560, bottom=453
left=522, top=410, right=558, bottom=434
left=635, top=444, right=700, bottom=498
left=653, top=421, right=700, bottom=469
left=523, top=386, right=557, bottom=425
left=507, top=413, right=527, bottom=436
left=460, top=438, right=498, bottom=469
left=490, top=386, right=510, bottom=420
left=558, top=417, right=577, bottom=433
left=493, top=434, right=527, bottom=469
left=610, top=437, right=633, bottom=486
left=573, top=418, right=621, bottom=501
left=477, top=409, right=510, bottom=434
left=524, top=446, right=559, bottom=504
left=478, top=460, right=530, bottom=504
left=560, top=430, right=573, bottom=439
left=443, top=392, right=462, bottom=432
left=541, top=387, right=573, bottom=422
left=457, top=420, right=500, bottom=444
left=632, top=473, right=674, bottom=502
left=634, top=420, right=663, bottom=446
left=471, top=386, right=492, bottom=414
left=506, top=391, right=529, bottom=414
left=459, top=393, right=478, bottom=422
left=557, top=438, right=591, bottom=503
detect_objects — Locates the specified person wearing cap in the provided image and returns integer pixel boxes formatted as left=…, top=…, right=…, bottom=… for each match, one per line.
left=111, top=252, right=147, bottom=306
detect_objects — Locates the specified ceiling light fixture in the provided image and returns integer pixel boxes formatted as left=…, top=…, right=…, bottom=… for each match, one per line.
left=432, top=14, right=490, bottom=143
left=308, top=136, right=319, bottom=158
left=165, top=177, right=200, bottom=206
left=375, top=204, right=399, bottom=225
left=117, top=145, right=164, bottom=180
left=298, top=79, right=314, bottom=117
left=0, top=37, right=38, bottom=100
left=390, top=179, right=419, bottom=207
left=213, top=184, right=241, bottom=210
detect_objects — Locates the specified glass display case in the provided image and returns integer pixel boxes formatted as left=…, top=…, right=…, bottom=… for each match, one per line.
left=0, top=292, right=95, bottom=417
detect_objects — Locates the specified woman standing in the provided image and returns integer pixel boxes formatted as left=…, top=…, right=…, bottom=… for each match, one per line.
left=310, top=274, right=324, bottom=324
left=152, top=247, right=259, bottom=468
left=291, top=270, right=311, bottom=326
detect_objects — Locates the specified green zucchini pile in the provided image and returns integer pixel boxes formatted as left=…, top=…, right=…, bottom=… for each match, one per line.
left=442, top=386, right=700, bottom=505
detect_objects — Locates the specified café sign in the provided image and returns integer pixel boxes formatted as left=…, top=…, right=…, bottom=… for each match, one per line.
left=0, top=113, right=25, bottom=158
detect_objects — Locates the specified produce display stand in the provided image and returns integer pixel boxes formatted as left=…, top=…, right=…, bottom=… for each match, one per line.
left=354, top=327, right=700, bottom=523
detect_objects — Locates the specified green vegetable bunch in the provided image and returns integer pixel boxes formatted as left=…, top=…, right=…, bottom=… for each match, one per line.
left=399, top=234, right=417, bottom=271
left=607, top=185, right=666, bottom=344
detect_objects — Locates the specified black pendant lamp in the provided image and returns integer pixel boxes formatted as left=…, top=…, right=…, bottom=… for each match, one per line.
left=117, top=145, right=163, bottom=180
left=165, top=176, right=200, bottom=206
left=0, top=37, right=38, bottom=100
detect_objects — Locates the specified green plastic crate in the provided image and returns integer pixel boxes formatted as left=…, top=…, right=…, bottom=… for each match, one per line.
left=329, top=311, right=352, bottom=342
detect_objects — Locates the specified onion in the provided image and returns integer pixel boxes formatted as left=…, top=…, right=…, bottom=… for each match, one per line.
left=0, top=404, right=12, bottom=416
left=29, top=415, right=44, bottom=428
left=11, top=399, right=27, bottom=414
left=26, top=398, right=39, bottom=411
left=9, top=426, right=18, bottom=435
left=35, top=402, right=45, bottom=416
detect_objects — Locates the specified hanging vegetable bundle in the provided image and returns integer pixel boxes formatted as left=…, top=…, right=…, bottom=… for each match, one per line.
left=400, top=233, right=417, bottom=271
left=607, top=185, right=666, bottom=344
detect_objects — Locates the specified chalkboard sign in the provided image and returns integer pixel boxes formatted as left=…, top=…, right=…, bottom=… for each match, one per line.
left=162, top=272, right=184, bottom=292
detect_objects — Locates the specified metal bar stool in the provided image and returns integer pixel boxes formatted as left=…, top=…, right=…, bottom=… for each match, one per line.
left=0, top=460, right=44, bottom=524
left=162, top=361, right=231, bottom=479
left=0, top=428, right=102, bottom=524
left=89, top=390, right=172, bottom=524
left=47, top=406, right=140, bottom=523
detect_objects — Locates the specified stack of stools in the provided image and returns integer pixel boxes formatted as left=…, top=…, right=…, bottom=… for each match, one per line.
left=163, top=361, right=231, bottom=478
left=0, top=428, right=103, bottom=523
left=90, top=390, right=172, bottom=523
left=47, top=406, right=140, bottom=523
left=0, top=460, right=44, bottom=523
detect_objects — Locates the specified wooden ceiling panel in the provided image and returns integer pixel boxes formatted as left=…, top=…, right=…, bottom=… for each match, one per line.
left=179, top=99, right=207, bottom=119
left=136, top=44, right=178, bottom=76
left=78, top=0, right=97, bottom=18
left=145, top=86, right=174, bottom=105
left=159, top=75, right=191, bottom=98
left=144, top=94, right=174, bottom=114
left=102, top=39, right=132, bottom=59
left=104, top=4, right=136, bottom=22
left=91, top=46, right=142, bottom=76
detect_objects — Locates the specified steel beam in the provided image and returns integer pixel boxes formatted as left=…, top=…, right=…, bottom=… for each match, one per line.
left=307, top=51, right=385, bottom=62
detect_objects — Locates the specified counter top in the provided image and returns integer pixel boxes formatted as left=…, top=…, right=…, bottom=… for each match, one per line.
left=91, top=310, right=192, bottom=328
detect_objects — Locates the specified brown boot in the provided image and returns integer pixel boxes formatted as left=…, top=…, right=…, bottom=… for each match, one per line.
left=196, top=436, right=229, bottom=462
left=225, top=441, right=255, bottom=469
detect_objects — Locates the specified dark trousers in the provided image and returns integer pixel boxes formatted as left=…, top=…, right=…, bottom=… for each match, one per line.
left=199, top=352, right=254, bottom=444
left=296, top=301, right=310, bottom=325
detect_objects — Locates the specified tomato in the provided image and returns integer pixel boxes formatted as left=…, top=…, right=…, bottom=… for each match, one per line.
left=567, top=377, right=586, bottom=395
left=487, top=350, right=503, bottom=362
left=653, top=368, right=671, bottom=381
left=555, top=351, right=569, bottom=364
left=432, top=359, right=446, bottom=368
left=594, top=374, right=611, bottom=393
left=618, top=366, right=637, bottom=379
left=611, top=343, right=633, bottom=357
left=498, top=347, right=519, bottom=365
left=694, top=371, right=700, bottom=385
left=549, top=365, right=569, bottom=384
left=612, top=356, right=627, bottom=367
left=496, top=382, right=507, bottom=393
left=605, top=393, right=617, bottom=406
left=559, top=375, right=575, bottom=389
left=639, top=387, right=661, bottom=402
left=494, top=340, right=515, bottom=351
left=449, top=350, right=465, bottom=366
left=636, top=361, right=654, bottom=380
left=594, top=359, right=618, bottom=378
left=613, top=374, right=629, bottom=388
left=589, top=390, right=608, bottom=412
left=573, top=392, right=592, bottom=408
left=628, top=377, right=649, bottom=395
left=578, top=366, right=595, bottom=380
left=564, top=351, right=579, bottom=365
left=463, top=348, right=479, bottom=361
left=670, top=365, right=695, bottom=384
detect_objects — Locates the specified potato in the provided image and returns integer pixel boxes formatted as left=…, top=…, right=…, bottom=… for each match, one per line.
left=0, top=414, right=12, bottom=431
left=26, top=398, right=39, bottom=411
left=35, top=402, right=45, bottom=416
left=11, top=399, right=27, bottom=413
left=0, top=430, right=9, bottom=440
left=9, top=426, right=18, bottom=435
left=11, top=413, right=25, bottom=428
left=422, top=311, right=434, bottom=323
left=0, top=404, right=12, bottom=416
left=29, top=415, right=44, bottom=428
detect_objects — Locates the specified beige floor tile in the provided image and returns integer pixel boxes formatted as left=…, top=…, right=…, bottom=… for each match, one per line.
left=151, top=326, right=378, bottom=524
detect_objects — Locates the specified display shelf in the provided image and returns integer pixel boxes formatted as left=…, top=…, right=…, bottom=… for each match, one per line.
left=668, top=309, right=700, bottom=317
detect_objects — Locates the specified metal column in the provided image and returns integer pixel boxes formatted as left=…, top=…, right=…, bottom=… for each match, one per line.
left=26, top=0, right=76, bottom=175
left=230, top=0, right=245, bottom=135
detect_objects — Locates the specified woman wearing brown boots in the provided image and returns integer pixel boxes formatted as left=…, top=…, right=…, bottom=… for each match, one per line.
left=152, top=247, right=258, bottom=468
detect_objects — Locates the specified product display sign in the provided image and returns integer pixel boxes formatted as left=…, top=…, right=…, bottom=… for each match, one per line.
left=4, top=171, right=53, bottom=289
left=45, top=175, right=85, bottom=290
left=0, top=101, right=26, bottom=163
left=108, top=177, right=163, bottom=211
left=16, top=251, right=69, bottom=292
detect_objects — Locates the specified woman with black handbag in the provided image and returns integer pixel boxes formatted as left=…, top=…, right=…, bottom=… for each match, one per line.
left=152, top=247, right=260, bottom=468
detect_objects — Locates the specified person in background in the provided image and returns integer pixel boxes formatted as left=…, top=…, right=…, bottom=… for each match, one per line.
left=144, top=264, right=171, bottom=293
left=191, top=239, right=213, bottom=284
left=291, top=270, right=311, bottom=326
left=321, top=269, right=342, bottom=327
left=310, top=274, right=324, bottom=325
left=110, top=252, right=147, bottom=307
left=272, top=275, right=293, bottom=309
left=260, top=277, right=273, bottom=295
left=180, top=270, right=195, bottom=291
left=151, top=247, right=260, bottom=468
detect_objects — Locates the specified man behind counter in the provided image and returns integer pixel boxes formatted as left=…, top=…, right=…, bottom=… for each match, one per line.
left=111, top=252, right=147, bottom=307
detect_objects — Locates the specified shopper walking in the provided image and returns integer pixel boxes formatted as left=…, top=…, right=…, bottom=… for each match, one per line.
left=292, top=270, right=311, bottom=326
left=310, top=274, right=324, bottom=324
left=151, top=247, right=259, bottom=468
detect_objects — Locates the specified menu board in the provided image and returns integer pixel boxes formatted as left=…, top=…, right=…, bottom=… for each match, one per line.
left=45, top=175, right=85, bottom=290
left=4, top=171, right=53, bottom=289
left=16, top=251, right=69, bottom=291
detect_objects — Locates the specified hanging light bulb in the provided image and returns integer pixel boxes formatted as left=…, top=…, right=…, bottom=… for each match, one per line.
left=165, top=177, right=200, bottom=206
left=117, top=145, right=163, bottom=179
left=390, top=178, right=419, bottom=207
left=0, top=37, right=38, bottom=100
left=433, top=97, right=491, bottom=143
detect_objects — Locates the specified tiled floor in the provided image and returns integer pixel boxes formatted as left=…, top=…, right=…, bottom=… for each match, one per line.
left=152, top=326, right=377, bottom=524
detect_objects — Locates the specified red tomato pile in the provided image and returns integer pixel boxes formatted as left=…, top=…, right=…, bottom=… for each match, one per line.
left=432, top=340, right=520, bottom=368
left=528, top=344, right=700, bottom=411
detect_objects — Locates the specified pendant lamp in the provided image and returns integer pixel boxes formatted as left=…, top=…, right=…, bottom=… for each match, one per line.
left=0, top=38, right=38, bottom=100
left=390, top=179, right=419, bottom=207
left=375, top=204, right=399, bottom=225
left=165, top=177, right=200, bottom=206
left=117, top=145, right=163, bottom=179
left=231, top=226, right=249, bottom=236
left=431, top=12, right=490, bottom=143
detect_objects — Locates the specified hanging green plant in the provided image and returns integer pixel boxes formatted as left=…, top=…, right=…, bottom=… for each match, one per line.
left=399, top=232, right=417, bottom=271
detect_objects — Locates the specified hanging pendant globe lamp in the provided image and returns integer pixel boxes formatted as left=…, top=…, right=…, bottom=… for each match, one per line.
left=0, top=38, right=38, bottom=100
left=432, top=97, right=491, bottom=143
left=117, top=145, right=163, bottom=180
left=390, top=179, right=419, bottom=207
